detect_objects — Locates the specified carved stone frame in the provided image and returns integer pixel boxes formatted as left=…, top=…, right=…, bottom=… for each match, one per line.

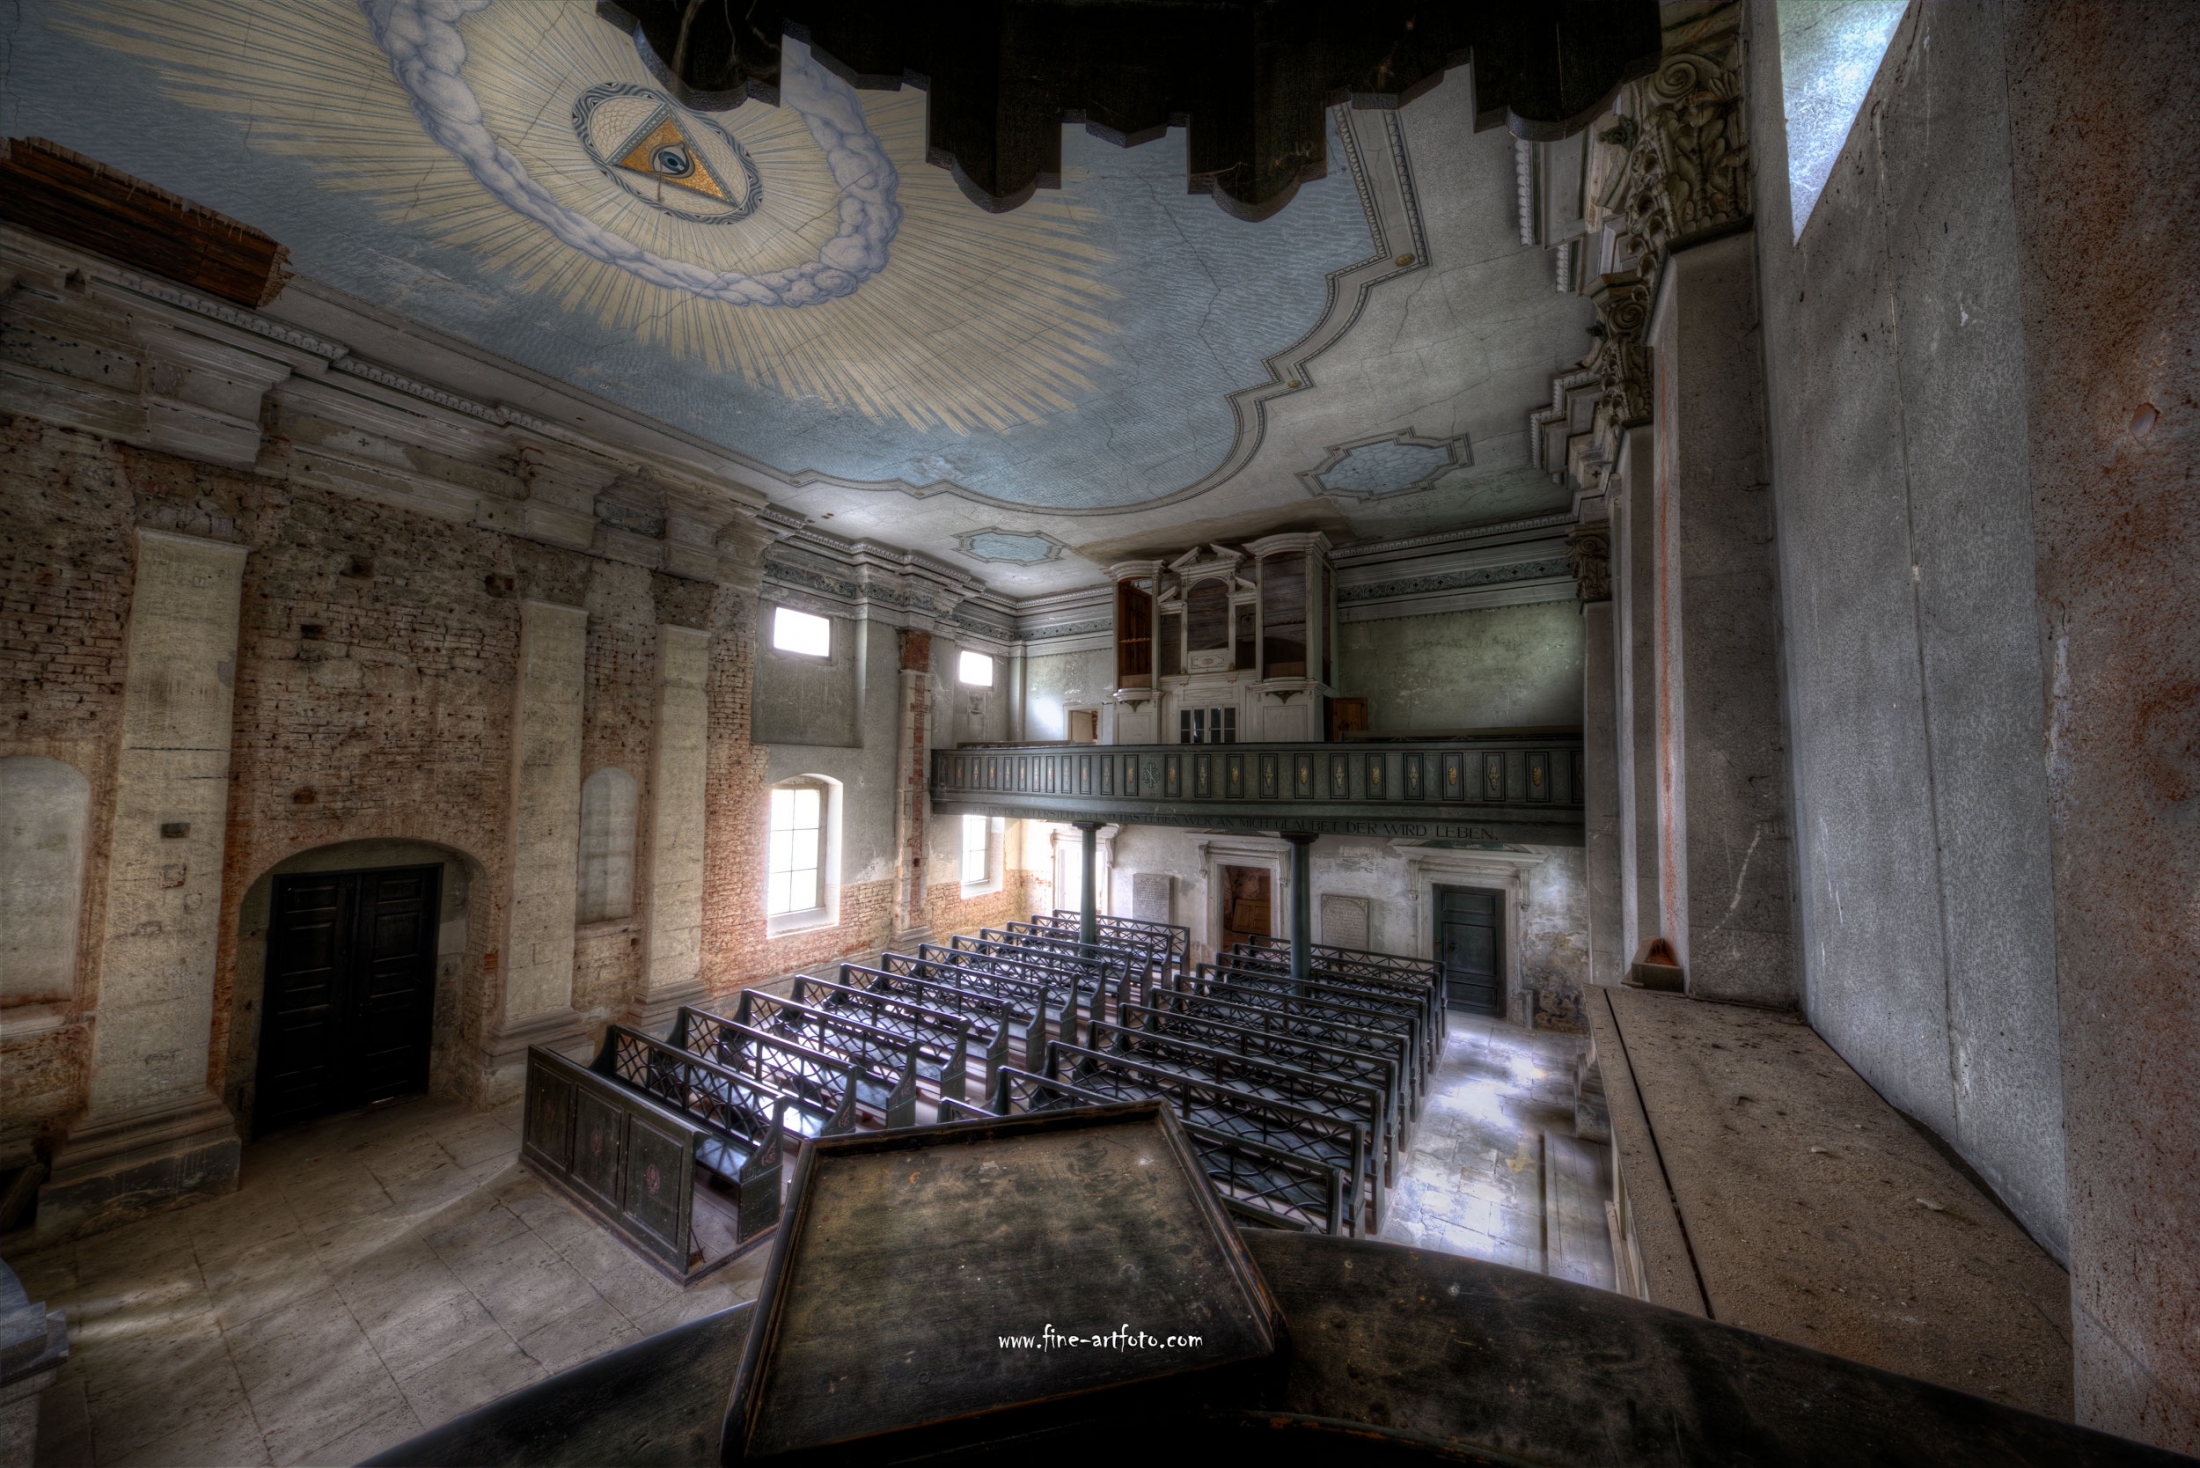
left=1392, top=843, right=1550, bottom=1030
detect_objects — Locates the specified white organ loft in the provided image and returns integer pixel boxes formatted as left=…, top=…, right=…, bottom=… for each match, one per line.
left=1108, top=533, right=1337, bottom=745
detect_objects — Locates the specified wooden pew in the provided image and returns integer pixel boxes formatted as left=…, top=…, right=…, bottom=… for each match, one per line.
left=1117, top=998, right=1407, bottom=1163
left=876, top=951, right=1056, bottom=1064
left=667, top=1006, right=899, bottom=1131
left=944, top=1069, right=1349, bottom=1237
left=800, top=968, right=1020, bottom=1096
left=1088, top=1017, right=1392, bottom=1217
left=997, top=920, right=1158, bottom=1009
left=1223, top=944, right=1447, bottom=1047
left=919, top=940, right=1100, bottom=1047
left=1050, top=909, right=1190, bottom=986
left=951, top=932, right=1131, bottom=1023
left=1203, top=959, right=1437, bottom=1074
left=729, top=987, right=958, bottom=1111
left=787, top=971, right=1005, bottom=1100
left=1164, top=972, right=1426, bottom=1107
left=1038, top=1037, right=1373, bottom=1237
left=520, top=1029, right=786, bottom=1283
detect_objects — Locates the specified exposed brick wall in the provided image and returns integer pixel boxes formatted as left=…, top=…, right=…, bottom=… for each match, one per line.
left=0, top=420, right=130, bottom=1142
left=2, top=406, right=1025, bottom=1150
left=924, top=870, right=1036, bottom=943
left=0, top=413, right=789, bottom=1146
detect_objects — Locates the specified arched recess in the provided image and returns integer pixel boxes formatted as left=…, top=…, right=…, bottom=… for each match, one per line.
left=0, top=755, right=92, bottom=1013
left=224, top=837, right=488, bottom=1140
left=576, top=766, right=640, bottom=923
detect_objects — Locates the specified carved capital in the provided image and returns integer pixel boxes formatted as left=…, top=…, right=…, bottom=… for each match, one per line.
left=1621, top=30, right=1751, bottom=264
left=1566, top=523, right=1612, bottom=603
left=1589, top=271, right=1654, bottom=442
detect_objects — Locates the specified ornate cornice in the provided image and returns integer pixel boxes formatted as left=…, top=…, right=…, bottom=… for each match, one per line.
left=1336, top=557, right=1572, bottom=605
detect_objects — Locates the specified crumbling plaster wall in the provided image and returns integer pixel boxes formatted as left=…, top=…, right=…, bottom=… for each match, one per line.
left=1336, top=603, right=1584, bottom=733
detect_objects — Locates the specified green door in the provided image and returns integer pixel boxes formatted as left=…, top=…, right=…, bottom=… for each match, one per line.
left=1436, top=886, right=1502, bottom=1016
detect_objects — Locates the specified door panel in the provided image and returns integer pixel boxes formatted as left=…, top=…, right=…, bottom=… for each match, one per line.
left=1436, top=886, right=1504, bottom=1017
left=1221, top=865, right=1271, bottom=950
left=257, top=864, right=441, bottom=1134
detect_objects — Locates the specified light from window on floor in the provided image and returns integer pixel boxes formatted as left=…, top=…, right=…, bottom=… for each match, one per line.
left=772, top=606, right=831, bottom=658
left=768, top=785, right=822, bottom=914
left=958, top=649, right=993, bottom=687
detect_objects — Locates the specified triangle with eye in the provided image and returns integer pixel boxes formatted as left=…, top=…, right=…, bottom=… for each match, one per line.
left=614, top=114, right=733, bottom=203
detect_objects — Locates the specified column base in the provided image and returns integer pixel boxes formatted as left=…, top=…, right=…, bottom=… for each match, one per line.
left=624, top=979, right=711, bottom=1040
left=35, top=1093, right=240, bottom=1244
left=475, top=1008, right=593, bottom=1107
left=890, top=925, right=933, bottom=949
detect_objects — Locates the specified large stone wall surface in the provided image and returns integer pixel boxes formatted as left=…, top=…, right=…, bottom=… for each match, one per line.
left=1335, top=602, right=1584, bottom=733
left=1749, top=1, right=2069, bottom=1264
left=2004, top=4, right=2200, bottom=1451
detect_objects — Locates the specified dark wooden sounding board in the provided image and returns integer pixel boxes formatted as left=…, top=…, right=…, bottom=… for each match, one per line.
left=256, top=864, right=441, bottom=1133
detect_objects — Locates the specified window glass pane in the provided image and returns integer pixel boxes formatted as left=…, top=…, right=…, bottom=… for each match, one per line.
left=770, top=787, right=793, bottom=827
left=768, top=870, right=791, bottom=915
left=958, top=649, right=994, bottom=687
left=963, top=814, right=988, bottom=878
left=790, top=828, right=819, bottom=870
left=788, top=867, right=818, bottom=912
left=772, top=607, right=832, bottom=657
left=792, top=786, right=820, bottom=827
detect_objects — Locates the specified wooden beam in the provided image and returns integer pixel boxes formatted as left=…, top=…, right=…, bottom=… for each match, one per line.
left=0, top=137, right=291, bottom=307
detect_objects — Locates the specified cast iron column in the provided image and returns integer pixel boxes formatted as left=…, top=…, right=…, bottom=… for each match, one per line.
left=1284, top=831, right=1317, bottom=984
left=1074, top=821, right=1102, bottom=948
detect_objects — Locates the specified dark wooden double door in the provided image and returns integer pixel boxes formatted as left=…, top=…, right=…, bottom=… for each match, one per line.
left=1437, top=886, right=1504, bottom=1016
left=257, top=865, right=441, bottom=1134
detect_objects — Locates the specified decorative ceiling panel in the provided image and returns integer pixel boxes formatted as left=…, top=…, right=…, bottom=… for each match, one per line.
left=12, top=0, right=1384, bottom=514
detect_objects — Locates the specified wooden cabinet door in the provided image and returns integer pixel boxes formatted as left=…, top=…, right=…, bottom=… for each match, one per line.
left=1222, top=865, right=1272, bottom=949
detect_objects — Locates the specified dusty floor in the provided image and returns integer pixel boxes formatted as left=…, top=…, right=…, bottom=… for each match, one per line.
left=1377, top=1012, right=1592, bottom=1270
left=14, top=1098, right=764, bottom=1468
left=11, top=1013, right=1591, bottom=1467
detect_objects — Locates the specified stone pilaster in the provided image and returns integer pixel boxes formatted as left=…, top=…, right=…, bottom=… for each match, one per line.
left=892, top=628, right=933, bottom=942
left=481, top=599, right=589, bottom=1099
left=1648, top=234, right=1795, bottom=1007
left=629, top=623, right=711, bottom=1035
left=39, top=528, right=247, bottom=1240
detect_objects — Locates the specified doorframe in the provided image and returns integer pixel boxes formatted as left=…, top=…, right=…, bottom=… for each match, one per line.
left=254, top=861, right=445, bottom=1135
left=1193, top=833, right=1290, bottom=968
left=1392, top=842, right=1548, bottom=1028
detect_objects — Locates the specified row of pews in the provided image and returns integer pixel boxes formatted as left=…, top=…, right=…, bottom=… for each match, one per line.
left=518, top=911, right=1440, bottom=1282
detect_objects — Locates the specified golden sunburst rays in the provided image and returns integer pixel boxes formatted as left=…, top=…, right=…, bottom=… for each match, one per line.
left=51, top=0, right=1120, bottom=437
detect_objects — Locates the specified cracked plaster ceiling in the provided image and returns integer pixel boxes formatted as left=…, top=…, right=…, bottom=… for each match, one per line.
left=2, top=0, right=1594, bottom=599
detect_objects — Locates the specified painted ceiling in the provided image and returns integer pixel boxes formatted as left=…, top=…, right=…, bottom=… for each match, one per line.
left=1, top=0, right=1595, bottom=596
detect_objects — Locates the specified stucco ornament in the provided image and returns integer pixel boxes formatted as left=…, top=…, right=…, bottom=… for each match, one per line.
left=359, top=0, right=899, bottom=306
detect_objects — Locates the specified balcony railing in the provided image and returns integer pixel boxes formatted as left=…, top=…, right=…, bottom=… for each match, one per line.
left=930, top=738, right=1585, bottom=843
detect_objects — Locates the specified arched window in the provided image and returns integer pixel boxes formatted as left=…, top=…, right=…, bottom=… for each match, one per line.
left=576, top=767, right=639, bottom=923
left=767, top=776, right=841, bottom=931
left=1, top=756, right=91, bottom=1006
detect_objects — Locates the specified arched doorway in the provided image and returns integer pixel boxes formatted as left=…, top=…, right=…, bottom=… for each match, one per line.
left=255, top=863, right=443, bottom=1134
left=231, top=839, right=483, bottom=1137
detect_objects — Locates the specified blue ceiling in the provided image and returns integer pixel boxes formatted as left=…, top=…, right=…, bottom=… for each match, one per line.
left=5, top=0, right=1383, bottom=512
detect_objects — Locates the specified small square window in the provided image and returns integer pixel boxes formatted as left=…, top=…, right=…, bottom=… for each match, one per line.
left=958, top=650, right=994, bottom=687
left=772, top=607, right=831, bottom=658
